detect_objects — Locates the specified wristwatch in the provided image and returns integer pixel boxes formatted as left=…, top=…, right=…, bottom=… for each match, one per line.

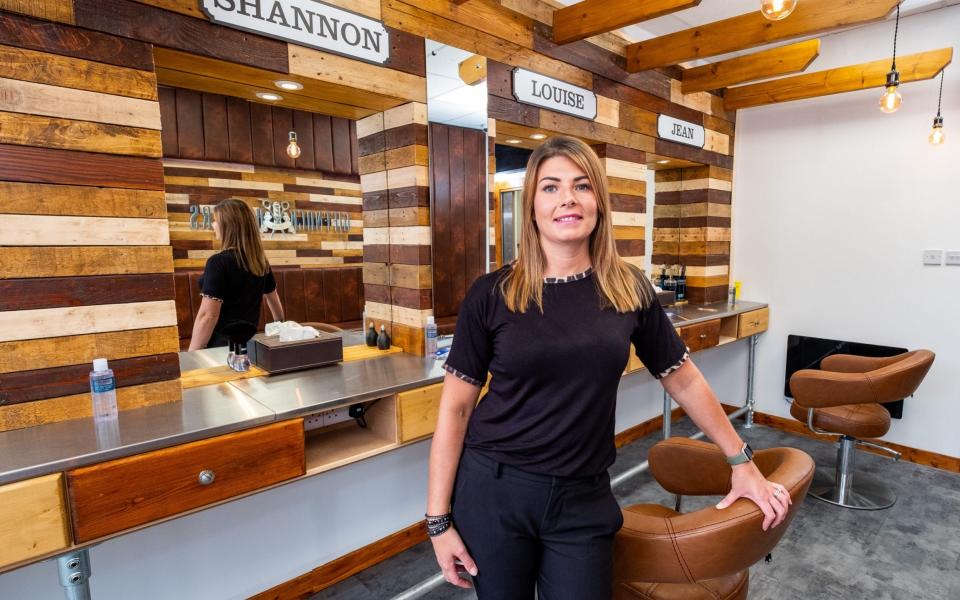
left=726, top=442, right=754, bottom=465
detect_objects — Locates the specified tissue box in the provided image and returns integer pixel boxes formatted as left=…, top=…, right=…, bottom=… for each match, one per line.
left=246, top=328, right=343, bottom=374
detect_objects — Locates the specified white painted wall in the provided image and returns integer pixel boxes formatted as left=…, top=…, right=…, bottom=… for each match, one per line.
left=730, top=5, right=960, bottom=458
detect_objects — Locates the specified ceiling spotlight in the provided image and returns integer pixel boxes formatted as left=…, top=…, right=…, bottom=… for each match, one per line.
left=760, top=0, right=797, bottom=21
left=530, top=133, right=547, bottom=140
left=506, top=139, right=521, bottom=144
left=657, top=159, right=670, bottom=164
left=274, top=80, right=303, bottom=91
left=256, top=91, right=283, bottom=101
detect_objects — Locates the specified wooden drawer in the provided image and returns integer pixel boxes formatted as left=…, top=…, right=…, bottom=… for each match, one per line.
left=678, top=319, right=721, bottom=353
left=67, top=420, right=305, bottom=542
left=738, top=307, right=770, bottom=337
left=0, top=473, right=70, bottom=568
left=624, top=353, right=645, bottom=374
left=397, top=383, right=442, bottom=443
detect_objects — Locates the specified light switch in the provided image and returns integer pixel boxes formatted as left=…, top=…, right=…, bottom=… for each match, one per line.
left=923, top=249, right=944, bottom=266
left=945, top=250, right=960, bottom=266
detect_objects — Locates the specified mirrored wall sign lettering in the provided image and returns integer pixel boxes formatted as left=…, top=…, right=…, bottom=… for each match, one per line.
left=657, top=114, right=705, bottom=148
left=512, top=68, right=597, bottom=120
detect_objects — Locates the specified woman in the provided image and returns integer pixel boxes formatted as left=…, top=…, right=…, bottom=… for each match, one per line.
left=188, top=198, right=284, bottom=350
left=426, top=137, right=790, bottom=599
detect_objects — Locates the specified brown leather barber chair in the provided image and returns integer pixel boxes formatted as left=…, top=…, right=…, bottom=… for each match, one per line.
left=789, top=350, right=934, bottom=510
left=613, top=438, right=814, bottom=600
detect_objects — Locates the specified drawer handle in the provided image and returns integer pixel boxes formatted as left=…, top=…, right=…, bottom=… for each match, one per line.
left=699, top=333, right=707, bottom=340
left=198, top=470, right=216, bottom=486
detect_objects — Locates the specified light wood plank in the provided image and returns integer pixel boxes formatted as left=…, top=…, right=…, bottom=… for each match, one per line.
left=0, top=183, right=166, bottom=218
left=459, top=54, right=487, bottom=86
left=627, top=0, right=899, bottom=71
left=0, top=112, right=161, bottom=157
left=0, top=44, right=157, bottom=100
left=0, top=327, right=180, bottom=374
left=682, top=39, right=821, bottom=94
left=553, top=0, right=699, bottom=45
left=0, top=215, right=170, bottom=246
left=0, top=473, right=70, bottom=568
left=0, top=246, right=173, bottom=278
left=287, top=46, right=427, bottom=104
left=180, top=365, right=267, bottom=389
left=0, top=78, right=161, bottom=129
left=0, top=380, right=182, bottom=432
left=0, top=300, right=177, bottom=342
left=133, top=0, right=379, bottom=20
left=724, top=48, right=954, bottom=110
left=0, top=0, right=73, bottom=23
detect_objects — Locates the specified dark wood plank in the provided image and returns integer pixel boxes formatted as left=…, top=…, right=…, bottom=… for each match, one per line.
left=303, top=270, right=326, bottom=323
left=390, top=244, right=431, bottom=265
left=384, top=124, right=428, bottom=151
left=462, top=128, right=483, bottom=294
left=250, top=102, right=275, bottom=166
left=383, top=27, right=426, bottom=77
left=389, top=186, right=430, bottom=208
left=593, top=76, right=704, bottom=125
left=292, top=110, right=315, bottom=172
left=0, top=353, right=181, bottom=406
left=349, top=120, right=360, bottom=176
left=174, top=271, right=195, bottom=338
left=0, top=274, right=175, bottom=311
left=390, top=286, right=431, bottom=311
left=488, top=95, right=540, bottom=128
left=615, top=238, right=646, bottom=256
left=363, top=190, right=389, bottom=212
left=73, top=0, right=288, bottom=73
left=321, top=269, right=342, bottom=324
left=340, top=267, right=362, bottom=322
left=364, top=282, right=391, bottom=305
left=271, top=106, right=295, bottom=170
left=610, top=193, right=646, bottom=213
left=449, top=126, right=467, bottom=312
left=0, top=144, right=164, bottom=190
left=226, top=96, right=253, bottom=165
left=163, top=167, right=242, bottom=180
left=331, top=117, right=353, bottom=175
left=0, top=12, right=154, bottom=71
left=654, top=138, right=733, bottom=170
left=486, top=60, right=513, bottom=100
left=430, top=123, right=452, bottom=318
left=158, top=86, right=178, bottom=157
left=202, top=93, right=229, bottom=162
left=313, top=115, right=335, bottom=173
left=358, top=130, right=385, bottom=157
left=282, top=268, right=306, bottom=324
left=175, top=88, right=204, bottom=160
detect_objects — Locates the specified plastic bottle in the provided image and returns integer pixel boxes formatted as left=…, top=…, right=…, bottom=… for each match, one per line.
left=90, top=358, right=118, bottom=422
left=424, top=316, right=438, bottom=357
left=377, top=324, right=391, bottom=350
left=365, top=321, right=379, bottom=347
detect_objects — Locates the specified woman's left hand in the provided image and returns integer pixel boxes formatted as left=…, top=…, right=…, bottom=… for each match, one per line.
left=715, top=461, right=791, bottom=531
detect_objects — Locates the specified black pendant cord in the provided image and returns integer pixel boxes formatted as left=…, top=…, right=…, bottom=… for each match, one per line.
left=936, top=70, right=944, bottom=117
left=891, top=3, right=900, bottom=71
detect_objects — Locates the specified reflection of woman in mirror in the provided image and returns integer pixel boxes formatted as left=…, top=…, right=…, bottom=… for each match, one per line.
left=426, top=137, right=790, bottom=597
left=188, top=198, right=284, bottom=350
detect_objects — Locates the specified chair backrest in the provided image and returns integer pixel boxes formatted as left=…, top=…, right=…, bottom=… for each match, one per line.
left=613, top=438, right=814, bottom=584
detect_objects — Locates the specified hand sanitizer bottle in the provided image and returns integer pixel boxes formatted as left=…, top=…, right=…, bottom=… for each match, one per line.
left=424, top=316, right=438, bottom=357
left=90, top=358, right=118, bottom=422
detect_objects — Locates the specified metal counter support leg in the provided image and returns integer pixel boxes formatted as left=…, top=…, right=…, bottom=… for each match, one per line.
left=662, top=390, right=672, bottom=439
left=743, top=334, right=758, bottom=429
left=57, top=550, right=92, bottom=600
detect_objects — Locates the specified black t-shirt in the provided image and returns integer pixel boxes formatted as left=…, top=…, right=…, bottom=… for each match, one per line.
left=444, top=266, right=688, bottom=477
left=199, top=249, right=276, bottom=344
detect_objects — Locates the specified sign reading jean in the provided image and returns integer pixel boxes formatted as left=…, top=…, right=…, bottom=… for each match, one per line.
left=657, top=114, right=705, bottom=148
left=201, top=0, right=390, bottom=64
left=512, top=68, right=597, bottom=120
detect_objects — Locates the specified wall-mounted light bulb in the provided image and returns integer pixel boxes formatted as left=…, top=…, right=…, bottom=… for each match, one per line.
left=928, top=115, right=945, bottom=146
left=286, top=131, right=301, bottom=159
left=878, top=71, right=902, bottom=113
left=760, top=0, right=797, bottom=21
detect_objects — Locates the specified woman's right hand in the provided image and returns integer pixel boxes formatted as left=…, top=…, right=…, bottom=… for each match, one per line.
left=430, top=526, right=478, bottom=588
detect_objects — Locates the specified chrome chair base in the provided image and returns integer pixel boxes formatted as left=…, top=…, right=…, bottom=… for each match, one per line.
left=808, top=467, right=897, bottom=510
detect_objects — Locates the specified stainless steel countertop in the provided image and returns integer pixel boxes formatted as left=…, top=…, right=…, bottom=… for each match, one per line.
left=0, top=302, right=765, bottom=486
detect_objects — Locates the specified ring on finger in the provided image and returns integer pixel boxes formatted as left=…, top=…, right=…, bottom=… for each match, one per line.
left=772, top=487, right=783, bottom=499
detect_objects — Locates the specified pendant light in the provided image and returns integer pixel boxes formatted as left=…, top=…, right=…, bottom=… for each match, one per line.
left=760, top=0, right=797, bottom=21
left=879, top=3, right=903, bottom=114
left=286, top=131, right=301, bottom=159
left=929, top=69, right=946, bottom=145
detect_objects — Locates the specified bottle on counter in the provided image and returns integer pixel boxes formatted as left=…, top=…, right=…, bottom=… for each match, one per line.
left=377, top=324, right=391, bottom=350
left=424, top=315, right=438, bottom=357
left=90, top=358, right=118, bottom=422
left=232, top=344, right=250, bottom=372
left=663, top=266, right=676, bottom=293
left=366, top=321, right=378, bottom=347
left=658, top=266, right=667, bottom=289
left=676, top=265, right=686, bottom=301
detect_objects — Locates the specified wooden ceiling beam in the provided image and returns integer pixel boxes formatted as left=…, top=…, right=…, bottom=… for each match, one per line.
left=681, top=39, right=821, bottom=94
left=627, top=0, right=899, bottom=72
left=553, top=0, right=700, bottom=45
left=723, top=47, right=953, bottom=110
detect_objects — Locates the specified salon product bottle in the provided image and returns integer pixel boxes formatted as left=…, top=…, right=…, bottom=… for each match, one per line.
left=676, top=265, right=686, bottom=301
left=424, top=316, right=438, bottom=357
left=663, top=267, right=676, bottom=293
left=227, top=342, right=236, bottom=369
left=232, top=345, right=250, bottom=372
left=365, top=321, right=378, bottom=347
left=658, top=267, right=667, bottom=289
left=377, top=324, right=391, bottom=350
left=89, top=358, right=118, bottom=422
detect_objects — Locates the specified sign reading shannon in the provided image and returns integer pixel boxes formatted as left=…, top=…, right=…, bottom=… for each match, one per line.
left=512, top=68, right=597, bottom=120
left=201, top=0, right=390, bottom=64
left=657, top=114, right=705, bottom=148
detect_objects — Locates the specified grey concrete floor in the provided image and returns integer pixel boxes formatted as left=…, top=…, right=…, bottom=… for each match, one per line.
left=311, top=419, right=960, bottom=600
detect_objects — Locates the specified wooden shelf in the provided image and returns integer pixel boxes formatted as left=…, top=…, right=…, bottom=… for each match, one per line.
left=718, top=336, right=737, bottom=346
left=303, top=397, right=397, bottom=475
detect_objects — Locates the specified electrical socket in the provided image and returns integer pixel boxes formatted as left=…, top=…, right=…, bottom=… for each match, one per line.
left=303, top=406, right=354, bottom=432
left=922, top=249, right=943, bottom=266
left=945, top=250, right=960, bottom=266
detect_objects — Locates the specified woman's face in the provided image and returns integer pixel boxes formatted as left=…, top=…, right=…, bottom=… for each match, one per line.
left=532, top=155, right=599, bottom=248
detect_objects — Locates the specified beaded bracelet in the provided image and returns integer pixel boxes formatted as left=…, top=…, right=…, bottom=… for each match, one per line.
left=425, top=513, right=452, bottom=537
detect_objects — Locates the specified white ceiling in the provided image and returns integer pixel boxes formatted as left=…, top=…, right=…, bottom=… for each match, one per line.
left=426, top=39, right=488, bottom=130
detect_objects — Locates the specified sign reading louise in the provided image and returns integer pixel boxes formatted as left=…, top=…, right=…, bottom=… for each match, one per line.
left=201, top=0, right=390, bottom=64
left=657, top=114, right=705, bottom=148
left=512, top=68, right=597, bottom=120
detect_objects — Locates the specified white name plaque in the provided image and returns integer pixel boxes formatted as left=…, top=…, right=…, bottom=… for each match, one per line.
left=201, top=0, right=390, bottom=64
left=657, top=114, right=705, bottom=148
left=512, top=68, right=597, bottom=120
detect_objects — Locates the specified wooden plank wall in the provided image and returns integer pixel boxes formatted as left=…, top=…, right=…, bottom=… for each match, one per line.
left=359, top=103, right=432, bottom=355
left=0, top=12, right=181, bottom=431
left=487, top=122, right=497, bottom=271
left=593, top=144, right=647, bottom=272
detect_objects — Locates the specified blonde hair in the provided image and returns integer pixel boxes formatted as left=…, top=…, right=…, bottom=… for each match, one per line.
left=499, top=136, right=653, bottom=313
left=213, top=198, right=270, bottom=277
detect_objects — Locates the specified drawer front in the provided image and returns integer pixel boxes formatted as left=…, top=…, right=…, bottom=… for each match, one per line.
left=67, top=419, right=305, bottom=542
left=0, top=473, right=70, bottom=568
left=679, top=319, right=721, bottom=353
left=624, top=353, right=645, bottom=374
left=738, top=307, right=770, bottom=337
left=397, top=383, right=442, bottom=443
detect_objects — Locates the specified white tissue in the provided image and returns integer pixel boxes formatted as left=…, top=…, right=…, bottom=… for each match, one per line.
left=278, top=322, right=303, bottom=342
left=300, top=326, right=319, bottom=340
left=265, top=321, right=282, bottom=336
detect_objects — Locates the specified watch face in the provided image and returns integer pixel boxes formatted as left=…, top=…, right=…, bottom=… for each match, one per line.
left=744, top=443, right=754, bottom=460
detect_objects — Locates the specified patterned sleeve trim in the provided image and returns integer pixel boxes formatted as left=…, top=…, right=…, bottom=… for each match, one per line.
left=200, top=293, right=224, bottom=303
left=655, top=350, right=689, bottom=380
left=443, top=363, right=484, bottom=387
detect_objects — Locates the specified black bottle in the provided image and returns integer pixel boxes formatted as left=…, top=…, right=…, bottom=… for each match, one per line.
left=365, top=321, right=378, bottom=347
left=377, top=324, right=391, bottom=350
left=658, top=267, right=667, bottom=289
left=676, top=265, right=687, bottom=301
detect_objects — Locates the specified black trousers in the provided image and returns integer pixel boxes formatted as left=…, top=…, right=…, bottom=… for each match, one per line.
left=451, top=448, right=623, bottom=600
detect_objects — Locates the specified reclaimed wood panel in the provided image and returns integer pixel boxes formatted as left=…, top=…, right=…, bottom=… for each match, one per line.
left=293, top=110, right=316, bottom=172
left=0, top=215, right=169, bottom=246
left=681, top=39, right=821, bottom=94
left=0, top=77, right=161, bottom=129
left=202, top=93, right=229, bottom=162
left=0, top=274, right=173, bottom=311
left=0, top=183, right=165, bottom=218
left=0, top=0, right=73, bottom=23
left=0, top=473, right=70, bottom=569
left=0, top=144, right=164, bottom=190
left=226, top=95, right=254, bottom=164
left=158, top=86, right=178, bottom=155
left=0, top=327, right=180, bottom=374
left=0, top=300, right=178, bottom=343
left=0, top=246, right=173, bottom=279
left=175, top=88, right=204, bottom=160
left=288, top=44, right=427, bottom=104
left=0, top=111, right=162, bottom=157
left=332, top=117, right=353, bottom=175
left=0, top=43, right=156, bottom=100
left=272, top=106, right=295, bottom=170
left=314, top=115, right=336, bottom=173
left=552, top=0, right=699, bottom=44
left=250, top=102, right=275, bottom=166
